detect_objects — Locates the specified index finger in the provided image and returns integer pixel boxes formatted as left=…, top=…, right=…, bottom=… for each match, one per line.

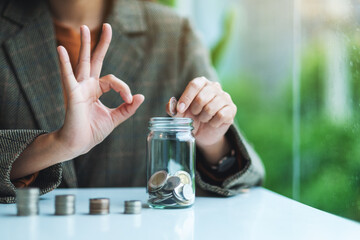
left=98, top=74, right=133, bottom=104
left=91, top=23, right=112, bottom=77
left=177, top=77, right=207, bottom=113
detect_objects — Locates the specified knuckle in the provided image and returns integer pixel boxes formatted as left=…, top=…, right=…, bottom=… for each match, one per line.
left=214, top=81, right=222, bottom=89
left=181, top=95, right=192, bottom=105
left=189, top=80, right=201, bottom=89
left=200, top=76, right=209, bottom=82
left=80, top=56, right=91, bottom=63
left=223, top=92, right=231, bottom=101
left=232, top=104, right=237, bottom=114
left=191, top=77, right=206, bottom=87
left=194, top=94, right=206, bottom=106
left=217, top=110, right=227, bottom=119
left=203, top=105, right=213, bottom=115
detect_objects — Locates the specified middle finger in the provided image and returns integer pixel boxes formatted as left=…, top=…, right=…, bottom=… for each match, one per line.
left=75, top=25, right=91, bottom=81
left=188, top=85, right=217, bottom=116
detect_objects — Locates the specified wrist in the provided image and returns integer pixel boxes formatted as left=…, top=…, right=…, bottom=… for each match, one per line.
left=197, top=136, right=231, bottom=165
left=52, top=129, right=80, bottom=160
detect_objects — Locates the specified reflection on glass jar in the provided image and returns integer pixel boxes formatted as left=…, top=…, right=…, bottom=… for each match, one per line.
left=146, top=117, right=195, bottom=209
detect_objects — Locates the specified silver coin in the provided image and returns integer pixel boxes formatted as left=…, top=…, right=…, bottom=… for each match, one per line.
left=163, top=176, right=181, bottom=191
left=175, top=171, right=192, bottom=185
left=173, top=184, right=186, bottom=202
left=16, top=188, right=40, bottom=197
left=125, top=200, right=142, bottom=208
left=124, top=200, right=142, bottom=215
left=182, top=184, right=194, bottom=201
left=124, top=209, right=141, bottom=214
left=156, top=190, right=172, bottom=198
left=90, top=198, right=110, bottom=205
left=55, top=195, right=76, bottom=215
left=160, top=197, right=178, bottom=206
left=90, top=209, right=109, bottom=215
left=16, top=188, right=40, bottom=216
left=148, top=170, right=168, bottom=192
left=55, top=208, right=75, bottom=215
left=89, top=198, right=110, bottom=215
left=56, top=194, right=75, bottom=201
left=17, top=209, right=39, bottom=216
left=166, top=97, right=178, bottom=116
left=153, top=194, right=173, bottom=203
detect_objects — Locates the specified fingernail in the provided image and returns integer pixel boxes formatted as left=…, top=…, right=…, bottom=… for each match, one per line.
left=127, top=94, right=133, bottom=103
left=177, top=102, right=185, bottom=113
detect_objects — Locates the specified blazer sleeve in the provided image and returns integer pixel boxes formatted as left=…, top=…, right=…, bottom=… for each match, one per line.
left=0, top=130, right=62, bottom=203
left=178, top=18, right=265, bottom=196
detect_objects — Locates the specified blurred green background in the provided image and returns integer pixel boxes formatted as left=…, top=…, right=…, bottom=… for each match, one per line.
left=157, top=0, right=360, bottom=221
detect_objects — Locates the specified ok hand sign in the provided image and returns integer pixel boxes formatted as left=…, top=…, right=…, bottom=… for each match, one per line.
left=56, top=24, right=144, bottom=157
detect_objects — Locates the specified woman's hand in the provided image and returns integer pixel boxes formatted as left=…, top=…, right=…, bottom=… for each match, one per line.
left=56, top=24, right=144, bottom=157
left=176, top=77, right=237, bottom=164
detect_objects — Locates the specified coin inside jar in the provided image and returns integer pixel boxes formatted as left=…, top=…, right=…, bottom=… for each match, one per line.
left=166, top=97, right=178, bottom=116
left=163, top=176, right=181, bottom=191
left=148, top=170, right=168, bottom=192
left=182, top=184, right=194, bottom=201
left=175, top=170, right=192, bottom=185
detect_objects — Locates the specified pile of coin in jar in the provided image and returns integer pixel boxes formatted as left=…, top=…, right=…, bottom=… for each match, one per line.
left=148, top=170, right=195, bottom=207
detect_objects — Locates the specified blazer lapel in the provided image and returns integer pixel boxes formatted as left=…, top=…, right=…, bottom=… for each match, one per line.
left=99, top=0, right=147, bottom=107
left=3, top=1, right=77, bottom=187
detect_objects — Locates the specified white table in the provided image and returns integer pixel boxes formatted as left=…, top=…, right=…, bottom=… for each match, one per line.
left=0, top=187, right=359, bottom=240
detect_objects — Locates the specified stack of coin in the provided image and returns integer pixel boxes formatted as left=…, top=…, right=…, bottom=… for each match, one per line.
left=55, top=195, right=75, bottom=215
left=148, top=170, right=195, bottom=207
left=16, top=188, right=40, bottom=216
left=89, top=198, right=110, bottom=215
left=124, top=200, right=142, bottom=214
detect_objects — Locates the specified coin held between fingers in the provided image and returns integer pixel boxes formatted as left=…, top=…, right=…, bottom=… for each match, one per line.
left=166, top=97, right=177, bottom=116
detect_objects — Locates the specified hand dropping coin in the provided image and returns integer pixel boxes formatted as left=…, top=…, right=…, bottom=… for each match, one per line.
left=166, top=97, right=177, bottom=117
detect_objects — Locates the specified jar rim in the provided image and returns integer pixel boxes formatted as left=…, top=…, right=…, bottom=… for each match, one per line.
left=149, top=117, right=193, bottom=130
left=150, top=117, right=193, bottom=123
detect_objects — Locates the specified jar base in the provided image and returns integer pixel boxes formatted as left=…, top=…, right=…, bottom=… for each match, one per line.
left=148, top=203, right=193, bottom=209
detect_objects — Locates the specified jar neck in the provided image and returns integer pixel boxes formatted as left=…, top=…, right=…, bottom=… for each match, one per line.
left=149, top=117, right=193, bottom=131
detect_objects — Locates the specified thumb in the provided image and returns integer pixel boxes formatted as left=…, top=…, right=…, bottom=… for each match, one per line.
left=110, top=94, right=145, bottom=126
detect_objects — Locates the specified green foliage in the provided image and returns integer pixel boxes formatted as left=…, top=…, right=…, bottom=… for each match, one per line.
left=156, top=0, right=176, bottom=7
left=222, top=40, right=360, bottom=222
left=211, top=9, right=236, bottom=68
left=223, top=77, right=294, bottom=199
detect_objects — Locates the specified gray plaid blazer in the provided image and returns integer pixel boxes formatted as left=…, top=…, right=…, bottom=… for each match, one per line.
left=0, top=0, right=265, bottom=203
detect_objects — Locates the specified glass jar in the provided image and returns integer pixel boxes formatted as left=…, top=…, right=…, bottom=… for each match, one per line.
left=146, top=117, right=195, bottom=209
